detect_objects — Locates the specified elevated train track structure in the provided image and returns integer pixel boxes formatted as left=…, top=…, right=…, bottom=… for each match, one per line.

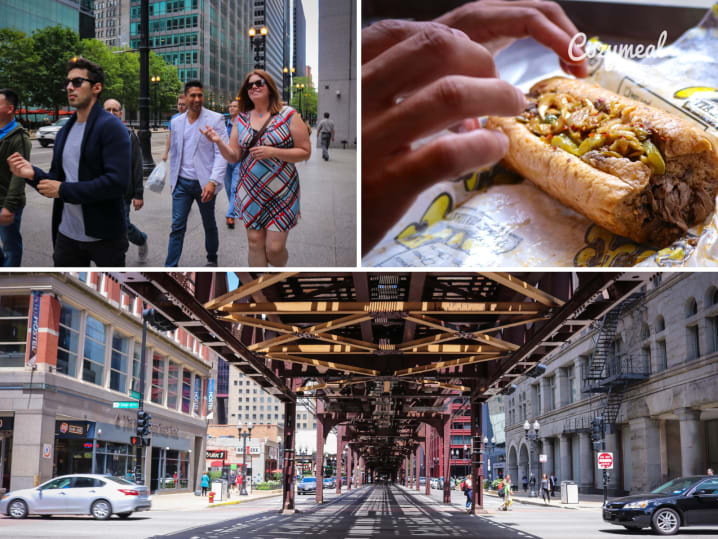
left=115, top=271, right=648, bottom=513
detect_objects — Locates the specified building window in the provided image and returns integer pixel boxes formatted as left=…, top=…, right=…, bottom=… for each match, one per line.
left=57, top=303, right=81, bottom=376
left=567, top=365, right=576, bottom=404
left=131, top=345, right=142, bottom=394
left=182, top=369, right=192, bottom=413
left=167, top=361, right=180, bottom=409
left=0, top=295, right=29, bottom=368
left=82, top=315, right=107, bottom=386
left=656, top=339, right=667, bottom=371
left=686, top=298, right=700, bottom=360
left=110, top=333, right=129, bottom=393
left=151, top=353, right=165, bottom=405
left=548, top=376, right=556, bottom=410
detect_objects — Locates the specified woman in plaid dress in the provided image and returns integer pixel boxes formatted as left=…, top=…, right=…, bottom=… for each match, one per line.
left=200, top=69, right=311, bottom=266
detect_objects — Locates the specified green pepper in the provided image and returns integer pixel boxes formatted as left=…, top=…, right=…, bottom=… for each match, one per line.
left=578, top=133, right=608, bottom=155
left=641, top=139, right=666, bottom=175
left=541, top=113, right=558, bottom=124
left=550, top=133, right=580, bottom=156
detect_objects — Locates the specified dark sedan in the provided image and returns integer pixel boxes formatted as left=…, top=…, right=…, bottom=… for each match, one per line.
left=603, top=475, right=718, bottom=535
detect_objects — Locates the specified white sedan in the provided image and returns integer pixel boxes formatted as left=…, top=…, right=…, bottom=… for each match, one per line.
left=0, top=474, right=151, bottom=519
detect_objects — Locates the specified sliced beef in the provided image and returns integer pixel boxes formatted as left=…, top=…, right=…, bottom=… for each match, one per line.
left=581, top=151, right=651, bottom=189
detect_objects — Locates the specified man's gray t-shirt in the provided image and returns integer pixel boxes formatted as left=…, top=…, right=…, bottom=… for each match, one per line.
left=317, top=118, right=335, bottom=136
left=59, top=121, right=101, bottom=242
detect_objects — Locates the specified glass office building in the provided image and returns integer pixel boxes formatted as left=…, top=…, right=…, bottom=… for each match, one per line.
left=1, top=0, right=95, bottom=38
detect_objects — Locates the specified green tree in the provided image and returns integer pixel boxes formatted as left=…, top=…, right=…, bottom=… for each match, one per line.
left=30, top=25, right=81, bottom=118
left=0, top=28, right=36, bottom=122
left=289, top=76, right=317, bottom=123
left=148, top=51, right=182, bottom=122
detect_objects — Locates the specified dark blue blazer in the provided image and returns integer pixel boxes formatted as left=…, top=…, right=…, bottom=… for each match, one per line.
left=30, top=101, right=130, bottom=242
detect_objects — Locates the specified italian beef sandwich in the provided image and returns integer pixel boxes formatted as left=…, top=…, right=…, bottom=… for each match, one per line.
left=487, top=76, right=718, bottom=247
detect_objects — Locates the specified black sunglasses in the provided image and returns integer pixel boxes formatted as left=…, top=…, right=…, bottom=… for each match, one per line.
left=247, top=79, right=266, bottom=89
left=64, top=77, right=94, bottom=89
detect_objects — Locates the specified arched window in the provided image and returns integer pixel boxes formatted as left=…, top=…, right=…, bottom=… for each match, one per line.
left=706, top=288, right=718, bottom=353
left=656, top=316, right=665, bottom=333
left=686, top=298, right=698, bottom=318
left=685, top=298, right=700, bottom=360
left=640, top=323, right=650, bottom=341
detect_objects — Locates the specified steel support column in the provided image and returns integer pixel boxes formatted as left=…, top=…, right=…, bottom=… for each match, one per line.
left=281, top=400, right=296, bottom=513
left=347, top=444, right=352, bottom=491
left=415, top=444, right=421, bottom=492
left=424, top=425, right=431, bottom=495
left=336, top=426, right=344, bottom=495
left=315, top=401, right=325, bottom=504
left=442, top=416, right=452, bottom=503
left=470, top=399, right=484, bottom=514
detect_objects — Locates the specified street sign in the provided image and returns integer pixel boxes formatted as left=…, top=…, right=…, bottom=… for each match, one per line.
left=597, top=452, right=614, bottom=469
left=130, top=390, right=141, bottom=400
left=113, top=401, right=139, bottom=409
left=539, top=454, right=547, bottom=463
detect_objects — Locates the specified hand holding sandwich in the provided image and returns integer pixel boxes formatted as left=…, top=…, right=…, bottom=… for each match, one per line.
left=362, top=0, right=588, bottom=255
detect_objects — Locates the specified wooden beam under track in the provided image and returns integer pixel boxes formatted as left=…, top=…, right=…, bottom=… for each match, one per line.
left=204, top=272, right=298, bottom=310
left=480, top=272, right=565, bottom=307
left=266, top=353, right=380, bottom=376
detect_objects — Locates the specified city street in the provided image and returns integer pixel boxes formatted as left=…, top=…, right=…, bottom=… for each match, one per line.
left=18, top=132, right=356, bottom=267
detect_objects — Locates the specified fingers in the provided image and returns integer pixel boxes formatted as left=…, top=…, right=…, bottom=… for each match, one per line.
left=365, top=76, right=525, bottom=155
left=363, top=19, right=440, bottom=64
left=362, top=128, right=509, bottom=254
left=363, top=23, right=497, bottom=115
left=391, top=129, right=509, bottom=193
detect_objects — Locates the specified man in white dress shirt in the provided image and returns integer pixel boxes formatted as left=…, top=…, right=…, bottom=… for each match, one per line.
left=165, top=80, right=227, bottom=267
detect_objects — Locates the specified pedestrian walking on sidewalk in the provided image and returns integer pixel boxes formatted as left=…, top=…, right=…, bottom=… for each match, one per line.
left=316, top=112, right=335, bottom=161
left=200, top=69, right=311, bottom=267
left=104, top=98, right=149, bottom=262
left=522, top=475, right=528, bottom=493
left=550, top=473, right=558, bottom=496
left=541, top=473, right=551, bottom=504
left=462, top=476, right=472, bottom=511
left=501, top=475, right=513, bottom=511
left=201, top=472, right=210, bottom=496
left=0, top=88, right=31, bottom=266
left=223, top=99, right=240, bottom=230
left=708, top=468, right=714, bottom=476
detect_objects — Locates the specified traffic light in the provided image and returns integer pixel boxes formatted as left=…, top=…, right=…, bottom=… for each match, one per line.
left=592, top=417, right=603, bottom=450
left=137, top=410, right=151, bottom=438
left=130, top=436, right=142, bottom=446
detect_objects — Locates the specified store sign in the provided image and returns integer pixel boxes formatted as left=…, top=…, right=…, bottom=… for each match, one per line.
left=539, top=454, right=547, bottom=463
left=42, top=443, right=52, bottom=459
left=193, top=377, right=200, bottom=414
left=207, top=379, right=215, bottom=412
left=27, top=291, right=41, bottom=367
left=249, top=446, right=260, bottom=455
left=206, top=450, right=226, bottom=460
left=55, top=420, right=95, bottom=439
left=0, top=416, right=13, bottom=431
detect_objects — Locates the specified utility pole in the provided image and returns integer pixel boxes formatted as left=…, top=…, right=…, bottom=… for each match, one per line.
left=134, top=306, right=150, bottom=485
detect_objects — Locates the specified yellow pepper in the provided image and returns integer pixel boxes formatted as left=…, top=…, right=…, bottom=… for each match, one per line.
left=550, top=133, right=580, bottom=156
left=578, top=133, right=607, bottom=155
left=641, top=140, right=666, bottom=175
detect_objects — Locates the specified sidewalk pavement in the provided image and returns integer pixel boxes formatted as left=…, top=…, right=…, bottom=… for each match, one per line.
left=149, top=489, right=282, bottom=511
left=485, top=489, right=606, bottom=510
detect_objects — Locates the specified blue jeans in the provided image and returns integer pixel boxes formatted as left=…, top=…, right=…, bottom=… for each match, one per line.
left=124, top=201, right=147, bottom=246
left=165, top=176, right=218, bottom=267
left=321, top=132, right=331, bottom=160
left=223, top=164, right=239, bottom=218
left=0, top=206, right=23, bottom=267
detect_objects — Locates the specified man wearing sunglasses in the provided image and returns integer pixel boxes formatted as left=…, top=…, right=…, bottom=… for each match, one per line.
left=7, top=57, right=130, bottom=266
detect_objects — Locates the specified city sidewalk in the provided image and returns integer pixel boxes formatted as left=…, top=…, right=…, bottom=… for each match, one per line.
left=149, top=489, right=282, bottom=511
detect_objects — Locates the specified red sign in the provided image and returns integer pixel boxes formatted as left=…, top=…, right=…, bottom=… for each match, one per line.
left=597, top=452, right=614, bottom=469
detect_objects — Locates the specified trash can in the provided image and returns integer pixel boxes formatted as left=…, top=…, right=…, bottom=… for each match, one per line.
left=211, top=479, right=228, bottom=502
left=560, top=481, right=579, bottom=504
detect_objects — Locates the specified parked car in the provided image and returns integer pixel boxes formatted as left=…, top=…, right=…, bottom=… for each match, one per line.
left=430, top=478, right=439, bottom=489
left=0, top=474, right=151, bottom=520
left=297, top=476, right=317, bottom=495
left=323, top=477, right=336, bottom=489
left=419, top=477, right=426, bottom=486
left=36, top=117, right=70, bottom=147
left=603, top=475, right=718, bottom=535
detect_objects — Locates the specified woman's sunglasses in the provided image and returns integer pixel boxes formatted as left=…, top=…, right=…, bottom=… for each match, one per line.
left=247, top=79, right=266, bottom=89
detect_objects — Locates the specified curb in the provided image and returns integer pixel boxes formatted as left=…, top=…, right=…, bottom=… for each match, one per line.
left=208, top=490, right=283, bottom=508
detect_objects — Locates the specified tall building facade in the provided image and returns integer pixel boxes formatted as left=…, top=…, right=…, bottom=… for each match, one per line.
left=0, top=273, right=213, bottom=494
left=504, top=272, right=718, bottom=495
left=94, top=0, right=128, bottom=48
left=292, top=0, right=306, bottom=83
left=251, top=0, right=291, bottom=96
left=129, top=0, right=252, bottom=110
left=318, top=0, right=356, bottom=147
left=2, top=0, right=95, bottom=38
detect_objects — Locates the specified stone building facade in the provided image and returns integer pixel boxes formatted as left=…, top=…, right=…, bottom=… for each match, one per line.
left=504, top=272, right=718, bottom=495
left=0, top=272, right=212, bottom=494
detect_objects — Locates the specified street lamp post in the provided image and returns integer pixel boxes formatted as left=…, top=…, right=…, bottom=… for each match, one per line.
left=248, top=26, right=268, bottom=70
left=138, top=0, right=154, bottom=176
left=150, top=76, right=160, bottom=129
left=484, top=436, right=496, bottom=481
left=295, top=83, right=305, bottom=119
left=238, top=422, right=253, bottom=495
left=524, top=419, right=540, bottom=497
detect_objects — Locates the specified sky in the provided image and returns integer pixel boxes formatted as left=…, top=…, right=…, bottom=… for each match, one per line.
left=302, top=0, right=318, bottom=82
